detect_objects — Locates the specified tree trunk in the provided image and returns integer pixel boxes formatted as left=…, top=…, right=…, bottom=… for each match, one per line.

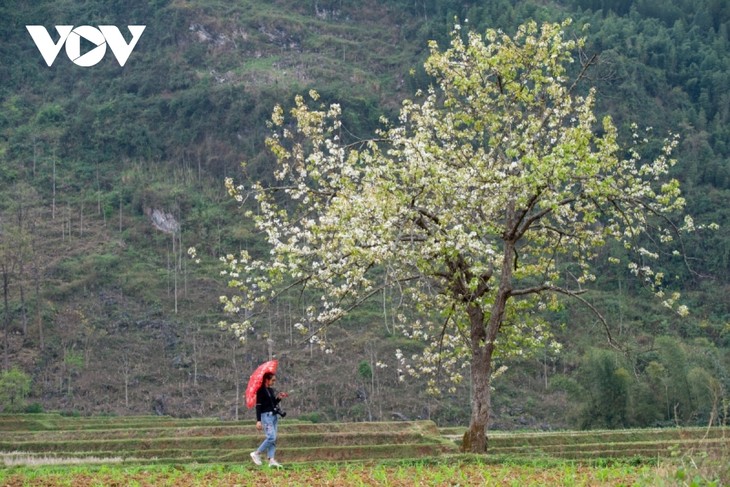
left=34, top=266, right=43, bottom=351
left=2, top=271, right=9, bottom=371
left=463, top=342, right=492, bottom=452
left=462, top=303, right=491, bottom=453
left=462, top=239, right=515, bottom=453
left=19, top=281, right=27, bottom=336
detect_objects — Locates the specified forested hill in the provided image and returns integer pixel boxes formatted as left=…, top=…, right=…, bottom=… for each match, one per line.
left=0, top=0, right=728, bottom=428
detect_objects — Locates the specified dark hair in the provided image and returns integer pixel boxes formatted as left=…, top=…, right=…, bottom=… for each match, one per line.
left=262, top=372, right=275, bottom=383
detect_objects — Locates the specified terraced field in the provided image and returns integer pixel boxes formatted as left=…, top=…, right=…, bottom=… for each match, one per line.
left=0, top=415, right=455, bottom=466
left=0, top=414, right=728, bottom=467
left=444, top=425, right=730, bottom=461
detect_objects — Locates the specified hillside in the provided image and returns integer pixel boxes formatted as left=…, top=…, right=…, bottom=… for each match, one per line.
left=0, top=0, right=728, bottom=429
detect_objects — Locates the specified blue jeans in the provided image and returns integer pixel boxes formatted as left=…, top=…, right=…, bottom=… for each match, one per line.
left=256, top=412, right=278, bottom=459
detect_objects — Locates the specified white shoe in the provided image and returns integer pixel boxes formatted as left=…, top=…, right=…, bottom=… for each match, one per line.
left=269, top=458, right=283, bottom=468
left=250, top=451, right=262, bottom=466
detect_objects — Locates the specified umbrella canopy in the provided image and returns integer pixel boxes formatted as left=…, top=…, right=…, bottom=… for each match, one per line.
left=245, top=359, right=278, bottom=409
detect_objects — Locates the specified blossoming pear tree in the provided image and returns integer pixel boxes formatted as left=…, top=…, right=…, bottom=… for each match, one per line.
left=201, top=20, right=699, bottom=452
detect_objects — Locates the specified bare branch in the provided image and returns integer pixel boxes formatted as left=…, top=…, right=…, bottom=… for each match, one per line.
left=550, top=286, right=621, bottom=351
left=568, top=53, right=598, bottom=95
left=296, top=275, right=422, bottom=346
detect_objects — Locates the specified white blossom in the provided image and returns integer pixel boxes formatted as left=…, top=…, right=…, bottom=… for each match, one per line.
left=202, top=18, right=699, bottom=413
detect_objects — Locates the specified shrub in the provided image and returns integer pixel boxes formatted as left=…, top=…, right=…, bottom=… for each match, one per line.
left=0, top=367, right=32, bottom=413
left=24, top=402, right=44, bottom=414
left=298, top=412, right=327, bottom=423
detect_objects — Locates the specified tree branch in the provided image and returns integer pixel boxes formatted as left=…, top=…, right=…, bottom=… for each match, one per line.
left=297, top=275, right=422, bottom=346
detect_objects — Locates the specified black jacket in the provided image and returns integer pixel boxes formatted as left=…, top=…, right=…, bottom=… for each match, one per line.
left=255, top=386, right=280, bottom=421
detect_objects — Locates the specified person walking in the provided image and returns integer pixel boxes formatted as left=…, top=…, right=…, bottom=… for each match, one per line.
left=250, top=372, right=288, bottom=468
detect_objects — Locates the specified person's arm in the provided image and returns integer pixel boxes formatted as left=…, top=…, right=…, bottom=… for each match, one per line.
left=272, top=388, right=288, bottom=401
left=255, top=388, right=263, bottom=429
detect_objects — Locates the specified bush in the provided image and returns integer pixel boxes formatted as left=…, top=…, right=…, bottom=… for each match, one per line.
left=0, top=367, right=32, bottom=413
left=576, top=349, right=630, bottom=429
left=24, top=402, right=44, bottom=414
left=298, top=412, right=327, bottom=423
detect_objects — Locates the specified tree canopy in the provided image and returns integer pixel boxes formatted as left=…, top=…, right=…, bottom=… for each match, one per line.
left=203, top=19, right=706, bottom=452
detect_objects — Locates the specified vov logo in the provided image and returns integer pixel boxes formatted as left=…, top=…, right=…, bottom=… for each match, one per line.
left=26, top=25, right=146, bottom=67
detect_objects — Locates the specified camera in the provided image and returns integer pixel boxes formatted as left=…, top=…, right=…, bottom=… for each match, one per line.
left=273, top=406, right=287, bottom=418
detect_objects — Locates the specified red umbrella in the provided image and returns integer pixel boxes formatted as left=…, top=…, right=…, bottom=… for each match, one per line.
left=245, top=359, right=278, bottom=409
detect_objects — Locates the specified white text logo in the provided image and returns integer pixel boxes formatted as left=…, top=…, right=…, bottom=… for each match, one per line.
left=26, top=25, right=146, bottom=67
